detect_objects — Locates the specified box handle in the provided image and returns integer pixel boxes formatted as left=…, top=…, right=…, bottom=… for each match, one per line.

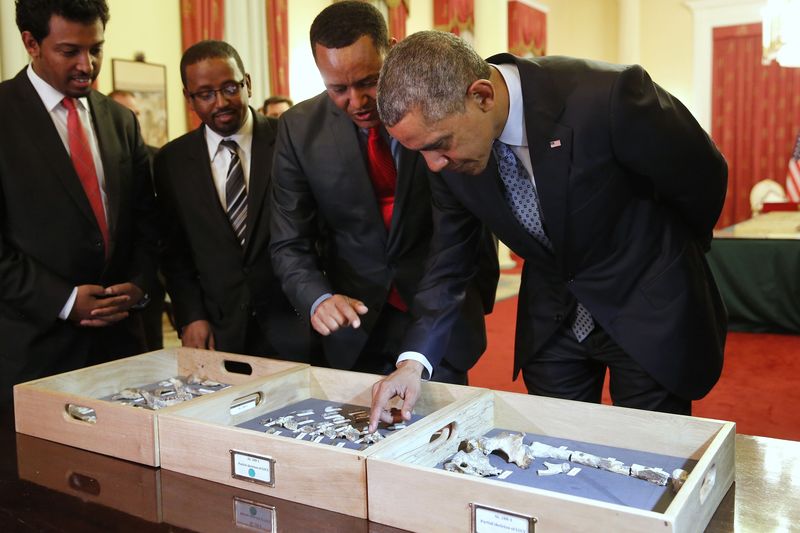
left=224, top=359, right=253, bottom=375
left=65, top=404, right=97, bottom=424
left=230, top=392, right=263, bottom=416
left=699, top=462, right=717, bottom=505
left=68, top=472, right=101, bottom=496
left=430, top=421, right=458, bottom=444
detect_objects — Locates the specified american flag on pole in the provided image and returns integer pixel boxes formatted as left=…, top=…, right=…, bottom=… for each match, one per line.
left=787, top=131, right=800, bottom=202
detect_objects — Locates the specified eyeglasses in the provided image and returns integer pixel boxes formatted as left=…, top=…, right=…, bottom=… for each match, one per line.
left=188, top=79, right=246, bottom=103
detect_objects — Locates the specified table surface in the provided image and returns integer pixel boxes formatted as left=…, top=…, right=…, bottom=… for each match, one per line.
left=1, top=404, right=798, bottom=532
left=714, top=211, right=800, bottom=239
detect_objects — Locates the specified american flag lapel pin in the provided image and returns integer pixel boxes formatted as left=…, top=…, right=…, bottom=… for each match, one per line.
left=549, top=139, right=562, bottom=148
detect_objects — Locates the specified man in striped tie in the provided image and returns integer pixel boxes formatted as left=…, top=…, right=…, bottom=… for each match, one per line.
left=0, top=0, right=159, bottom=401
left=153, top=41, right=315, bottom=362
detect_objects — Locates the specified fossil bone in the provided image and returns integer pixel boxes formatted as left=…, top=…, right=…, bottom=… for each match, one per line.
left=471, top=432, right=534, bottom=469
left=444, top=449, right=503, bottom=477
left=537, top=461, right=571, bottom=476
left=445, top=433, right=689, bottom=491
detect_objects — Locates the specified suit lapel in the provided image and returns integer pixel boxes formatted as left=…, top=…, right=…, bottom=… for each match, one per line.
left=244, top=110, right=274, bottom=256
left=13, top=70, right=98, bottom=231
left=188, top=126, right=237, bottom=244
left=387, top=137, right=416, bottom=245
left=327, top=106, right=387, bottom=247
left=89, top=92, right=120, bottom=254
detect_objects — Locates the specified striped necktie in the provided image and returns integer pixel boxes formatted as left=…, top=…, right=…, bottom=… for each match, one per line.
left=220, top=140, right=247, bottom=246
left=492, top=140, right=594, bottom=342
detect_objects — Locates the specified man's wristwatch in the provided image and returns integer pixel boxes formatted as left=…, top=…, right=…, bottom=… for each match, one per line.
left=131, top=293, right=151, bottom=310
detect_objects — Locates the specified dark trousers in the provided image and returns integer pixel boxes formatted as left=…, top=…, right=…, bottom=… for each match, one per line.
left=352, top=305, right=468, bottom=385
left=521, top=322, right=690, bottom=415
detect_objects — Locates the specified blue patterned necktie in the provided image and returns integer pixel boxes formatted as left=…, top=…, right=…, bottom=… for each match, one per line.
left=492, top=140, right=594, bottom=342
left=220, top=140, right=247, bottom=246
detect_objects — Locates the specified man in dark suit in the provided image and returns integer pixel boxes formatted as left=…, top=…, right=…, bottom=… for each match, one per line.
left=108, top=88, right=165, bottom=351
left=154, top=40, right=313, bottom=362
left=370, top=30, right=727, bottom=429
left=0, top=0, right=158, bottom=400
left=270, top=2, right=498, bottom=382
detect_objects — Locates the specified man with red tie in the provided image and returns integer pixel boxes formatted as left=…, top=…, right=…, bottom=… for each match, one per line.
left=270, top=1, right=498, bottom=383
left=0, top=0, right=158, bottom=402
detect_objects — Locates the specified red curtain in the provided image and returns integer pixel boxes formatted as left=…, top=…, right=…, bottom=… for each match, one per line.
left=386, top=0, right=409, bottom=40
left=508, top=1, right=546, bottom=57
left=712, top=23, right=800, bottom=227
left=267, top=0, right=289, bottom=97
left=433, top=0, right=473, bottom=36
left=180, top=0, right=225, bottom=131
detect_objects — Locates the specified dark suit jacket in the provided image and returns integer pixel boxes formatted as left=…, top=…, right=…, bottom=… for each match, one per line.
left=403, top=55, right=728, bottom=400
left=154, top=109, right=313, bottom=361
left=0, top=68, right=158, bottom=394
left=270, top=92, right=498, bottom=371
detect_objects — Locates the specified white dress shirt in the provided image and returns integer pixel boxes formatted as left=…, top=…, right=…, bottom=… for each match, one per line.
left=493, top=62, right=537, bottom=188
left=204, top=108, right=254, bottom=208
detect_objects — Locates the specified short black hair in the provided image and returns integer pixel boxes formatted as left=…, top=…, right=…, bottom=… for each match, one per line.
left=180, top=40, right=246, bottom=88
left=310, top=0, right=389, bottom=59
left=16, top=0, right=109, bottom=42
left=263, top=95, right=293, bottom=108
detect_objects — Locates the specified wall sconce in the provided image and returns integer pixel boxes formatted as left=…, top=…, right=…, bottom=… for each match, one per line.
left=763, top=0, right=800, bottom=67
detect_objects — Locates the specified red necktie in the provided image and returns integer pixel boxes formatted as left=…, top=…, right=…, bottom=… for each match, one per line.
left=366, top=126, right=397, bottom=228
left=366, top=126, right=406, bottom=311
left=63, top=97, right=109, bottom=256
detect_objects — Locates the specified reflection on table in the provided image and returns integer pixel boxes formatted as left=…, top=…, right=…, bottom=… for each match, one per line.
left=708, top=211, right=800, bottom=333
left=1, top=402, right=798, bottom=532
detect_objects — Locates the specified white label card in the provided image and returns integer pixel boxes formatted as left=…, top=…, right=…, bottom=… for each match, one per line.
left=230, top=450, right=275, bottom=486
left=472, top=504, right=535, bottom=533
left=233, top=497, right=276, bottom=532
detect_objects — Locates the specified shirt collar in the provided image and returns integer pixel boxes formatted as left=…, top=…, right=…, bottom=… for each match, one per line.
left=492, top=62, right=526, bottom=148
left=27, top=63, right=90, bottom=113
left=206, top=107, right=254, bottom=162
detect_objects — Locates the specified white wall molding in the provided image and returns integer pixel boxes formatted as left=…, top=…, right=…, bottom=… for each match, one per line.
left=685, top=0, right=764, bottom=131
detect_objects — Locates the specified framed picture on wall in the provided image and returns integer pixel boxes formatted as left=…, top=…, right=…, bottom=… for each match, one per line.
left=111, top=59, right=168, bottom=147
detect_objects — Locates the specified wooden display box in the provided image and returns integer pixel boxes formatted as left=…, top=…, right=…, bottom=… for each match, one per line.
left=161, top=468, right=370, bottom=533
left=367, top=390, right=735, bottom=533
left=16, top=432, right=162, bottom=523
left=157, top=365, right=483, bottom=518
left=13, top=348, right=306, bottom=466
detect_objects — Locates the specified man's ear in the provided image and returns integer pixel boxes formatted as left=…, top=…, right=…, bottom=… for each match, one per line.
left=21, top=31, right=40, bottom=58
left=245, top=73, right=252, bottom=97
left=468, top=79, right=495, bottom=111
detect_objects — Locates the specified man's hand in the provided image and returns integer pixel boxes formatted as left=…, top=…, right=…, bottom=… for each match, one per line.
left=70, top=284, right=129, bottom=327
left=368, top=360, right=424, bottom=433
left=180, top=320, right=215, bottom=350
left=80, top=282, right=144, bottom=326
left=311, top=294, right=368, bottom=335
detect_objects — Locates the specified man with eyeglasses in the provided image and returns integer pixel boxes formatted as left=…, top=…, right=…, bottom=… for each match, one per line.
left=153, top=40, right=315, bottom=362
left=270, top=2, right=498, bottom=382
left=0, top=0, right=159, bottom=401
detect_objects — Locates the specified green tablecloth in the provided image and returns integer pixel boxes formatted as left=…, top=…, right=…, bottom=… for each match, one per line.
left=707, top=238, right=800, bottom=333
